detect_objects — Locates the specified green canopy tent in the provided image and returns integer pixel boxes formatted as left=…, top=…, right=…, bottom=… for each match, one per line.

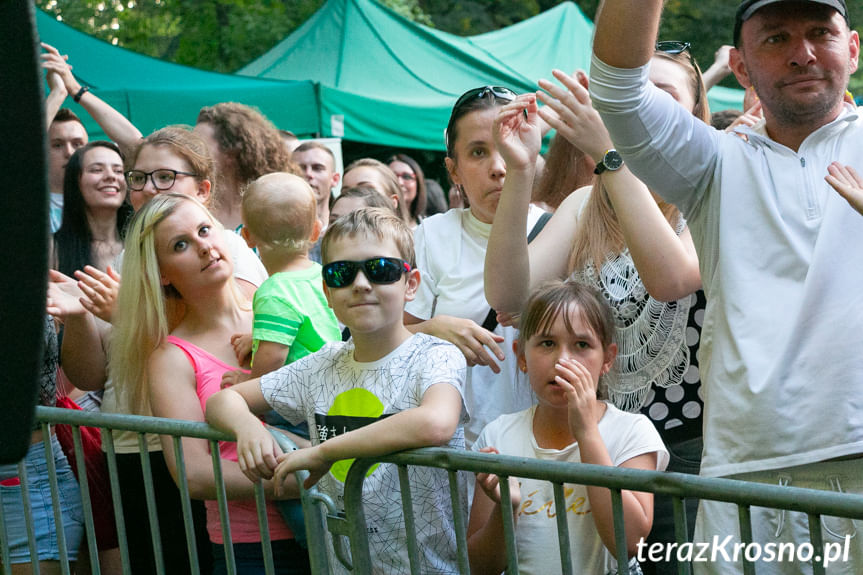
left=35, top=9, right=319, bottom=141
left=239, top=0, right=549, bottom=150
left=240, top=0, right=744, bottom=150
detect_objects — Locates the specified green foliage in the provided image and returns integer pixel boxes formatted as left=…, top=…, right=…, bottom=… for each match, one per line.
left=417, top=0, right=539, bottom=35
left=380, top=0, right=433, bottom=26
left=35, top=0, right=863, bottom=95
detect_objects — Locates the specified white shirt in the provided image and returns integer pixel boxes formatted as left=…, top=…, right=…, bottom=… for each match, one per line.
left=260, top=333, right=468, bottom=575
left=474, top=404, right=667, bottom=574
left=590, top=54, right=863, bottom=477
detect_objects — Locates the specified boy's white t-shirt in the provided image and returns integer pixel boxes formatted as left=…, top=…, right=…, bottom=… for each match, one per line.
left=473, top=404, right=668, bottom=575
left=260, top=333, right=469, bottom=575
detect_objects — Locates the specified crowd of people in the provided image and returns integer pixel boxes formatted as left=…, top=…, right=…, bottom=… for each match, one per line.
left=4, top=0, right=863, bottom=573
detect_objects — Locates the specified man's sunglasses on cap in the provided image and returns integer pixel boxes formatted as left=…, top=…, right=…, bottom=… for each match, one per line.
left=323, top=257, right=412, bottom=289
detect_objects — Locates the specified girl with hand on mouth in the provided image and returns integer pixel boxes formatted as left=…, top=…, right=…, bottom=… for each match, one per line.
left=468, top=281, right=668, bottom=575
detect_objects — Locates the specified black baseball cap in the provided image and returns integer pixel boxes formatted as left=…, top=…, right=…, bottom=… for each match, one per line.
left=733, top=0, right=849, bottom=45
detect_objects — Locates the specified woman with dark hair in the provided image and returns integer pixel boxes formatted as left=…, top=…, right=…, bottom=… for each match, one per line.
left=50, top=139, right=129, bottom=572
left=53, top=141, right=133, bottom=277
left=405, top=86, right=548, bottom=448
left=387, top=153, right=427, bottom=228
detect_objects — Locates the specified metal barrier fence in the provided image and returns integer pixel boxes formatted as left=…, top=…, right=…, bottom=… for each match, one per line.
left=2, top=407, right=862, bottom=575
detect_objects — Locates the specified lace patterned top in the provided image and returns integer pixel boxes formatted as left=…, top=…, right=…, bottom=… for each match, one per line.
left=567, top=217, right=704, bottom=445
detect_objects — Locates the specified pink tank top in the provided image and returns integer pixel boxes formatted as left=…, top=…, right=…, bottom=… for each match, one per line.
left=166, top=335, right=293, bottom=544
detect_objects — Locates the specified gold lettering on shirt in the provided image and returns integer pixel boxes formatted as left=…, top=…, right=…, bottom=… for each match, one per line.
left=518, top=486, right=591, bottom=518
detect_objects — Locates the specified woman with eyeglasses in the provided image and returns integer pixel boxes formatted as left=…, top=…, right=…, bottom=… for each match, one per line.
left=387, top=153, right=427, bottom=228
left=125, top=126, right=267, bottom=298
left=483, top=45, right=709, bottom=575
left=110, top=193, right=305, bottom=575
left=404, top=86, right=548, bottom=448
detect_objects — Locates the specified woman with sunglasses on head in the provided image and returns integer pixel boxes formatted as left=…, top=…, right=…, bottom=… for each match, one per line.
left=486, top=45, right=709, bottom=575
left=111, top=193, right=306, bottom=575
left=387, top=153, right=427, bottom=228
left=404, top=86, right=549, bottom=448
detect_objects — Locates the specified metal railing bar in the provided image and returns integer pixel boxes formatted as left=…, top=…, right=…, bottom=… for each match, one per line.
left=397, top=464, right=421, bottom=572
left=447, top=470, right=470, bottom=575
left=71, top=426, right=99, bottom=575
left=552, top=482, right=573, bottom=575
left=137, top=434, right=164, bottom=575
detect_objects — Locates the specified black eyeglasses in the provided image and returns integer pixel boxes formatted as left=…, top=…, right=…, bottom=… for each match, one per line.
left=125, top=169, right=198, bottom=191
left=655, top=41, right=691, bottom=55
left=323, top=257, right=412, bottom=289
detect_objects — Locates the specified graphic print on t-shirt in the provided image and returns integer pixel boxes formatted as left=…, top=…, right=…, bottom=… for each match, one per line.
left=315, top=387, right=392, bottom=482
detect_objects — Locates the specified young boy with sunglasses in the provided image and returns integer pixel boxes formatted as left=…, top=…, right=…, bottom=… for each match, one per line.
left=206, top=207, right=468, bottom=574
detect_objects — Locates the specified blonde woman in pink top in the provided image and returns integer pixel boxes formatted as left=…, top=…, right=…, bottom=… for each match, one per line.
left=110, top=193, right=308, bottom=574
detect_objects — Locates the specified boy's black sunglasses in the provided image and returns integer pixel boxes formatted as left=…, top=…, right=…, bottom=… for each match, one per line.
left=322, top=257, right=412, bottom=288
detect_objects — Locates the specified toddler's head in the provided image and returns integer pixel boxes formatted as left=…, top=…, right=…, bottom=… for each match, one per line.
left=242, top=172, right=318, bottom=257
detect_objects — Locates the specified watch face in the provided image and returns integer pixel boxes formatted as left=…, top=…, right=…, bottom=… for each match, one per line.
left=604, top=150, right=623, bottom=171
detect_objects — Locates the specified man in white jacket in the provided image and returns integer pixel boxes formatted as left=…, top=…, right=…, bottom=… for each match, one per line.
left=589, top=1, right=861, bottom=573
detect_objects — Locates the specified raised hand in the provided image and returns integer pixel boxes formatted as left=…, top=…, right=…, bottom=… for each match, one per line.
left=726, top=100, right=763, bottom=135
left=40, top=43, right=80, bottom=95
left=537, top=69, right=612, bottom=162
left=493, top=93, right=541, bottom=171
left=825, top=162, right=863, bottom=217
left=74, top=265, right=121, bottom=323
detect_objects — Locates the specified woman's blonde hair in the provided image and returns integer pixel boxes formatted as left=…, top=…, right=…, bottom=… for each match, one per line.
left=109, top=193, right=236, bottom=413
left=569, top=48, right=710, bottom=275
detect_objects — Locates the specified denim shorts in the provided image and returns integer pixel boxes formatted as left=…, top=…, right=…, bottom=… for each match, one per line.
left=0, top=434, right=84, bottom=563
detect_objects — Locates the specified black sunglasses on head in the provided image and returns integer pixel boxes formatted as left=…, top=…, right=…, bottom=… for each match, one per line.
left=655, top=40, right=691, bottom=55
left=446, top=86, right=518, bottom=153
left=323, top=257, right=412, bottom=289
left=452, top=86, right=518, bottom=112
